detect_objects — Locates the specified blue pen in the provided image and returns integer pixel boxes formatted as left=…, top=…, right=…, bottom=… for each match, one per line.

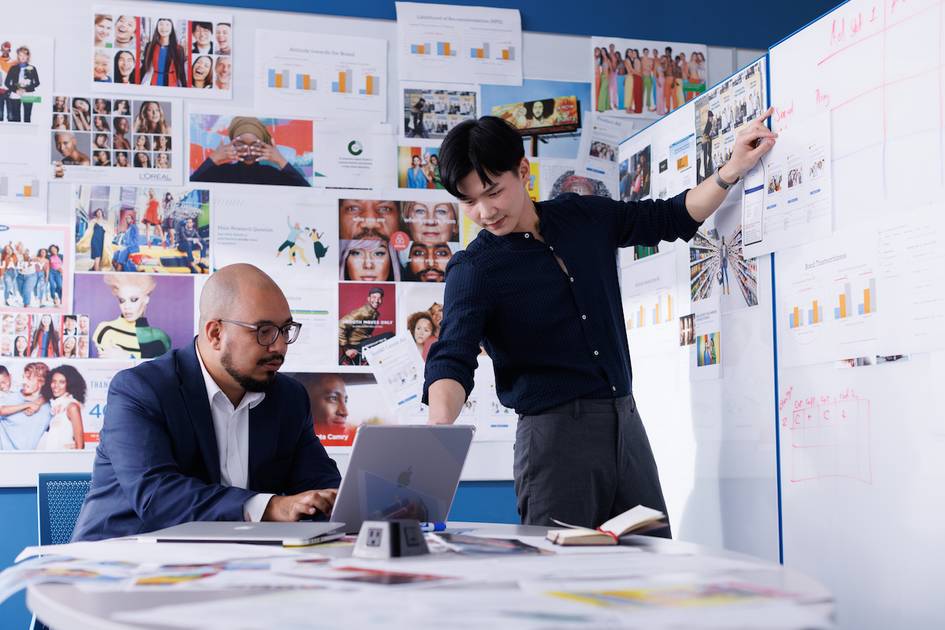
left=419, top=521, right=447, bottom=532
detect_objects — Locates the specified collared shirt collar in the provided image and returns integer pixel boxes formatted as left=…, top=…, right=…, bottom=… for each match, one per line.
left=194, top=342, right=265, bottom=414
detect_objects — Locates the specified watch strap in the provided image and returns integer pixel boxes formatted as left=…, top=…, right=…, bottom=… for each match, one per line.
left=714, top=162, right=740, bottom=189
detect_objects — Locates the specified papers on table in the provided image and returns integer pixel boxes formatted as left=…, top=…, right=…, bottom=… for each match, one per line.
left=7, top=532, right=833, bottom=629
left=16, top=539, right=307, bottom=564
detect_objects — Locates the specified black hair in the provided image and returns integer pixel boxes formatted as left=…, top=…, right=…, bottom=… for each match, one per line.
left=191, top=21, right=213, bottom=34
left=437, top=116, right=524, bottom=199
left=41, top=365, right=88, bottom=404
left=0, top=366, right=8, bottom=377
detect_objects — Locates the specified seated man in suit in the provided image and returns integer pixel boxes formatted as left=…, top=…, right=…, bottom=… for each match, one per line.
left=72, top=263, right=341, bottom=541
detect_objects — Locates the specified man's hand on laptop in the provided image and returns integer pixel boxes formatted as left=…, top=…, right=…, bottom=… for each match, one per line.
left=262, top=489, right=338, bottom=522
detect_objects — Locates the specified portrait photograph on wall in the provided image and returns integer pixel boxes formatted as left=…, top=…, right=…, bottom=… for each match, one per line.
left=91, top=8, right=233, bottom=97
left=189, top=112, right=315, bottom=187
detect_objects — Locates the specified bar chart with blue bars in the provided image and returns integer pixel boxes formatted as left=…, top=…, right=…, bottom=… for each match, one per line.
left=256, top=29, right=388, bottom=121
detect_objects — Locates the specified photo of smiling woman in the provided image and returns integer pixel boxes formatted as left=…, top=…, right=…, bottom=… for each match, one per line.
left=339, top=239, right=401, bottom=282
left=134, top=100, right=170, bottom=134
left=113, top=50, right=137, bottom=85
left=139, top=18, right=188, bottom=87
left=36, top=365, right=87, bottom=451
left=190, top=55, right=213, bottom=89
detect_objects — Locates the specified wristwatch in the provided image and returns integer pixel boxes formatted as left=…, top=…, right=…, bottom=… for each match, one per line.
left=714, top=162, right=740, bottom=190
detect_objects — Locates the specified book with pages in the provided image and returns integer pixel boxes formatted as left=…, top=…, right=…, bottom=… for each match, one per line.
left=545, top=505, right=666, bottom=546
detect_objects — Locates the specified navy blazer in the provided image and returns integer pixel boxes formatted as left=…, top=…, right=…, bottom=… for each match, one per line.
left=72, top=342, right=341, bottom=541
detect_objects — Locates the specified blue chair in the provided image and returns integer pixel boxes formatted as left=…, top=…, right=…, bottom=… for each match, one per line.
left=32, top=473, right=92, bottom=630
left=36, top=473, right=92, bottom=545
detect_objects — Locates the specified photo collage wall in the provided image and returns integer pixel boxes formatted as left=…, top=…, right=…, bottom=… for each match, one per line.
left=1, top=3, right=710, bottom=457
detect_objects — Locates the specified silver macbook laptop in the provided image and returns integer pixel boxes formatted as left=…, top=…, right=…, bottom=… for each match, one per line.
left=138, top=521, right=345, bottom=546
left=331, top=425, right=475, bottom=534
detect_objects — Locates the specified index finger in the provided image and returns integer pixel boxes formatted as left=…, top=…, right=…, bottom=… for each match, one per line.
left=757, top=106, right=774, bottom=124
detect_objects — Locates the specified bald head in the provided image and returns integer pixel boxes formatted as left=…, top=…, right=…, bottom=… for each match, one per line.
left=198, top=264, right=287, bottom=333
left=197, top=264, right=295, bottom=403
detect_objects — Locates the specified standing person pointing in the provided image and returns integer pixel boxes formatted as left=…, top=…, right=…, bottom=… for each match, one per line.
left=423, top=113, right=776, bottom=532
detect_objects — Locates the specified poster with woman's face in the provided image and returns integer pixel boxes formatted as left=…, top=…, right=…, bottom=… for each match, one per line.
left=0, top=224, right=72, bottom=315
left=49, top=95, right=182, bottom=185
left=92, top=7, right=233, bottom=99
left=188, top=111, right=316, bottom=188
left=397, top=283, right=445, bottom=363
left=72, top=184, right=211, bottom=274
left=73, top=272, right=195, bottom=360
left=0, top=34, right=54, bottom=127
left=0, top=358, right=131, bottom=451
left=283, top=372, right=395, bottom=449
left=337, top=198, right=460, bottom=284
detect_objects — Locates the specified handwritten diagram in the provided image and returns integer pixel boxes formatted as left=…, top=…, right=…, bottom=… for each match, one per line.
left=779, top=385, right=873, bottom=484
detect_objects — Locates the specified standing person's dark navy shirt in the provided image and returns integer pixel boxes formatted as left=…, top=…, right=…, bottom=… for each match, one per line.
left=422, top=191, right=700, bottom=415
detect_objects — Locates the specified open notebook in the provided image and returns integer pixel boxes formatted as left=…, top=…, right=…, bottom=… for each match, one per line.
left=545, top=505, right=666, bottom=546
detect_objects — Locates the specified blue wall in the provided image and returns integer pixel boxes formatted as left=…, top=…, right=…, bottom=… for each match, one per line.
left=0, top=482, right=517, bottom=629
left=167, top=0, right=844, bottom=50
left=0, top=489, right=40, bottom=630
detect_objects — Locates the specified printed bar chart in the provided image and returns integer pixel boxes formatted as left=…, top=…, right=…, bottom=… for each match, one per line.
left=790, top=305, right=802, bottom=329
left=410, top=42, right=431, bottom=55
left=436, top=41, right=455, bottom=56
left=267, top=68, right=290, bottom=88
left=0, top=176, right=39, bottom=198
left=834, top=283, right=853, bottom=319
left=295, top=73, right=315, bottom=91
left=500, top=46, right=515, bottom=60
left=651, top=294, right=673, bottom=325
left=331, top=70, right=353, bottom=93
left=858, top=278, right=877, bottom=315
left=807, top=300, right=823, bottom=325
left=470, top=43, right=490, bottom=59
left=359, top=75, right=380, bottom=96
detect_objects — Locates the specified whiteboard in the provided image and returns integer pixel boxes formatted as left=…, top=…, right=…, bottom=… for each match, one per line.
left=770, top=0, right=945, bottom=627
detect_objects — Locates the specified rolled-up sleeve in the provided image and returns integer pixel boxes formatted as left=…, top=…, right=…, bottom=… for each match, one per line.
left=590, top=190, right=702, bottom=248
left=422, top=252, right=491, bottom=403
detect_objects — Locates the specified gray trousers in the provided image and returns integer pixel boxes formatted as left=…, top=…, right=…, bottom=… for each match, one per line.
left=513, top=394, right=671, bottom=538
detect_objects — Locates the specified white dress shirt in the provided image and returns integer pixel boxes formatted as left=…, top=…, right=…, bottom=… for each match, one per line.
left=195, top=345, right=274, bottom=521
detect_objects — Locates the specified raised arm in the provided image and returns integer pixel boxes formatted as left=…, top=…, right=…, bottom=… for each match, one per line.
left=606, top=108, right=777, bottom=248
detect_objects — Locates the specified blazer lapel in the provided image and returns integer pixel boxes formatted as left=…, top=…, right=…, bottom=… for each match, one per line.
left=176, top=341, right=221, bottom=484
left=248, top=396, right=279, bottom=490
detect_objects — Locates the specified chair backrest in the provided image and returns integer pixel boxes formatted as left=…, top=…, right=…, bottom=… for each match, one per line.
left=37, top=473, right=92, bottom=545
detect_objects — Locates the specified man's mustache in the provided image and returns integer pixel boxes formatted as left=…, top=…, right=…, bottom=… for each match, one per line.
left=417, top=267, right=445, bottom=281
left=258, top=353, right=285, bottom=365
left=353, top=227, right=388, bottom=239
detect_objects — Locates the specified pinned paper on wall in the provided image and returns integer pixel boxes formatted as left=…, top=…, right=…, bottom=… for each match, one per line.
left=396, top=2, right=522, bottom=86
left=254, top=30, right=388, bottom=123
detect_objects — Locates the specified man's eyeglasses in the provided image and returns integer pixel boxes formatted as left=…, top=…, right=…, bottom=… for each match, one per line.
left=219, top=319, right=302, bottom=346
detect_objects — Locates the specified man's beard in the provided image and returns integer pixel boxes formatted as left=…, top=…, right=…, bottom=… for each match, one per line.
left=221, top=350, right=283, bottom=393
